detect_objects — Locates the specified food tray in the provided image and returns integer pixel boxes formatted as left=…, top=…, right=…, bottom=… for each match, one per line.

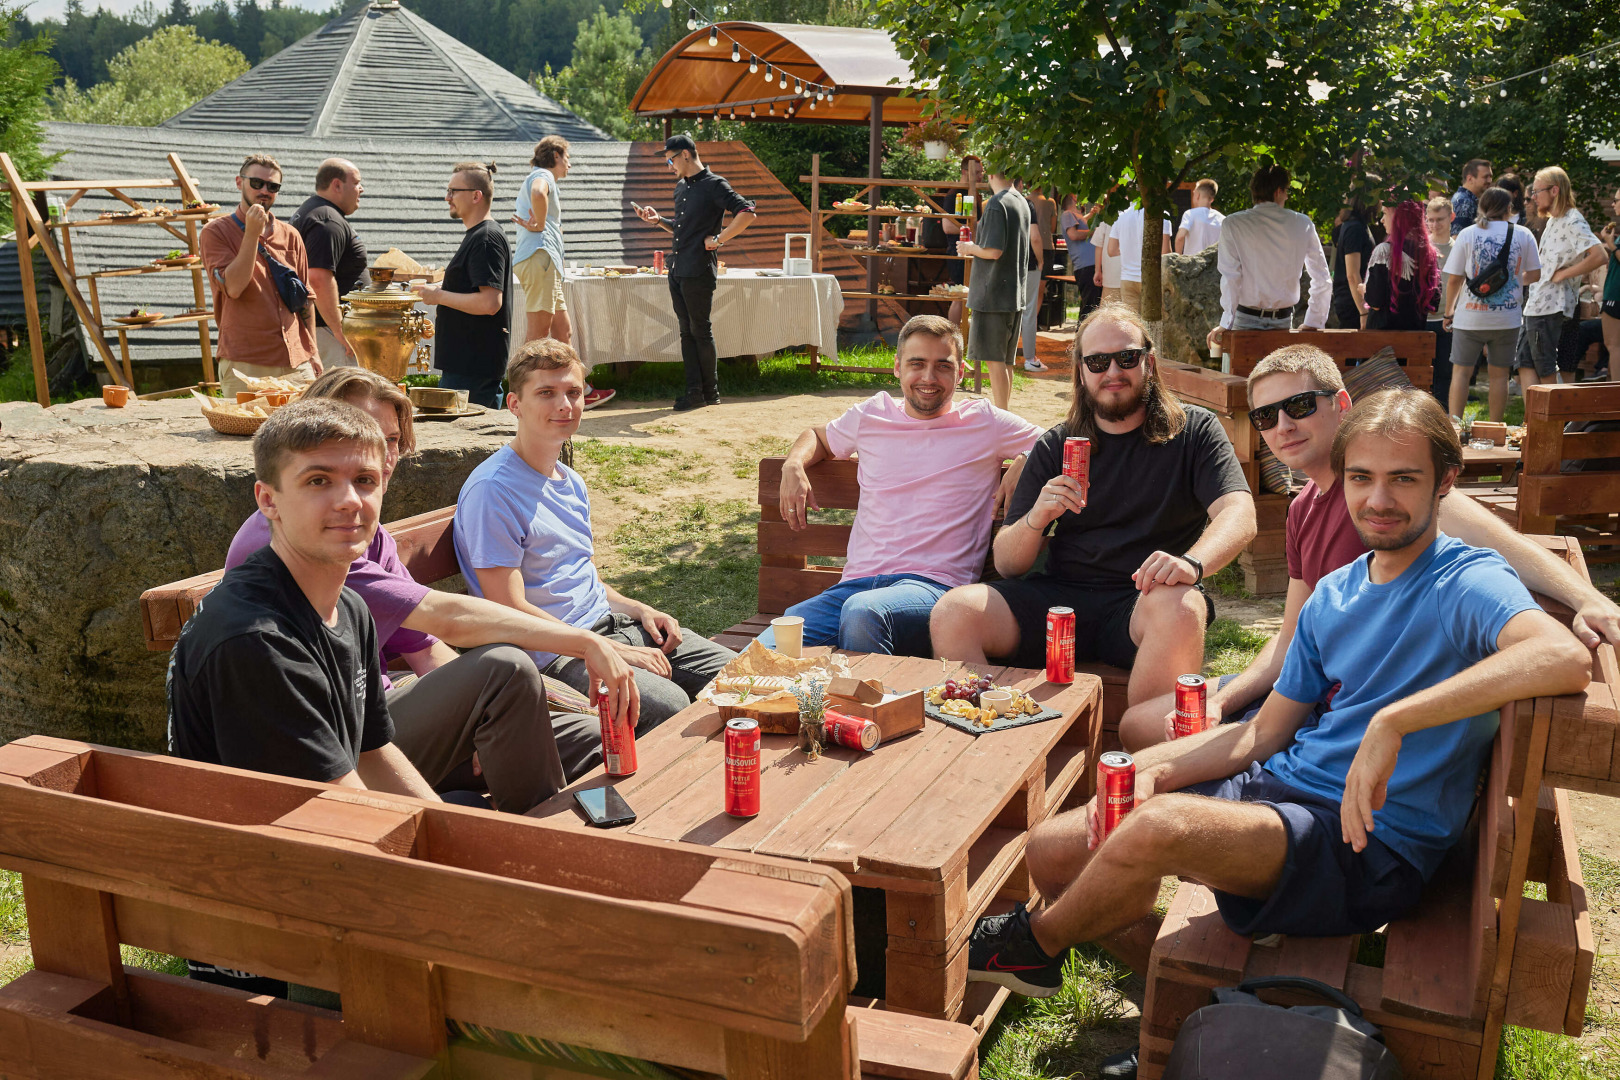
left=413, top=404, right=487, bottom=421
left=114, top=314, right=163, bottom=325
left=155, top=256, right=200, bottom=266
left=924, top=699, right=1064, bottom=737
left=203, top=408, right=267, bottom=436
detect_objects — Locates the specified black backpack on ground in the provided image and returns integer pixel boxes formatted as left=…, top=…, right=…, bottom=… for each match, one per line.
left=1465, top=221, right=1514, bottom=299
left=1162, top=976, right=1402, bottom=1080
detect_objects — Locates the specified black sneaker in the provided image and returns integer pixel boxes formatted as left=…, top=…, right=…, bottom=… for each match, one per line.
left=672, top=396, right=708, bottom=412
left=966, top=902, right=1065, bottom=997
left=704, top=394, right=722, bottom=406
left=1098, top=1045, right=1138, bottom=1079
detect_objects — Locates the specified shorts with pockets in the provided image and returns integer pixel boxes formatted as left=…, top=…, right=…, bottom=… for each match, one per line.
left=968, top=309, right=1020, bottom=368
left=1516, top=313, right=1565, bottom=378
left=985, top=574, right=1215, bottom=671
left=515, top=250, right=566, bottom=314
left=1451, top=325, right=1521, bottom=370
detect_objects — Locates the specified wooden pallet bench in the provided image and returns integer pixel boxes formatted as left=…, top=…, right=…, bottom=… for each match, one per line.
left=0, top=737, right=985, bottom=1080
left=1162, top=329, right=1436, bottom=595
left=713, top=456, right=1131, bottom=744
left=1138, top=535, right=1602, bottom=1080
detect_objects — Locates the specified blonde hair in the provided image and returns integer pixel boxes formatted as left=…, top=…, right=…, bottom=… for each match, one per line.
left=1249, top=344, right=1346, bottom=398
left=506, top=338, right=587, bottom=397
left=1067, top=302, right=1186, bottom=445
left=1534, top=166, right=1576, bottom=219
left=1194, top=178, right=1218, bottom=199
left=303, top=366, right=416, bottom=457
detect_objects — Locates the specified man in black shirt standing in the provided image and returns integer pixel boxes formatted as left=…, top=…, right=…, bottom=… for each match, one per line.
left=930, top=303, right=1256, bottom=710
left=416, top=162, right=512, bottom=408
left=291, top=157, right=368, bottom=369
left=635, top=134, right=756, bottom=411
left=168, top=397, right=439, bottom=794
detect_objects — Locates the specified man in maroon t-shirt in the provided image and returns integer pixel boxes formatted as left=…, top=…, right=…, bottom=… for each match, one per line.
left=1118, top=344, right=1620, bottom=750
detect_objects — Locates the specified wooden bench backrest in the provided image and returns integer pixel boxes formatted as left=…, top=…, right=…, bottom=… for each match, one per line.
left=1517, top=383, right=1620, bottom=543
left=0, top=737, right=860, bottom=1078
left=140, top=506, right=461, bottom=652
left=1223, top=328, right=1436, bottom=387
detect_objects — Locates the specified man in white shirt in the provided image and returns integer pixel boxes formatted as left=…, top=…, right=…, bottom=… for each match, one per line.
left=1206, top=164, right=1331, bottom=357
left=1107, top=204, right=1172, bottom=313
left=1090, top=212, right=1122, bottom=306
left=1176, top=179, right=1224, bottom=255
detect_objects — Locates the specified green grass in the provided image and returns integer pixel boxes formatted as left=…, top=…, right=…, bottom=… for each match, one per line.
left=607, top=497, right=760, bottom=638
left=1203, top=561, right=1252, bottom=601
left=722, top=435, right=793, bottom=478
left=0, top=870, right=24, bottom=945
left=980, top=945, right=1138, bottom=1079
left=1496, top=1024, right=1619, bottom=1080
left=1202, top=618, right=1271, bottom=677
left=571, top=438, right=692, bottom=493
left=1460, top=391, right=1527, bottom=426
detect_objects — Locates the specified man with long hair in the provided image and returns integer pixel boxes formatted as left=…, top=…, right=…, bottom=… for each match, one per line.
left=930, top=302, right=1256, bottom=710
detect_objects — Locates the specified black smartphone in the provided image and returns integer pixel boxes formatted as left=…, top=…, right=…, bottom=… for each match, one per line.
left=575, top=785, right=636, bottom=828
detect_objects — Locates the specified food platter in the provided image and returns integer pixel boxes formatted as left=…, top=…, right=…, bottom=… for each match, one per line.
left=923, top=677, right=1062, bottom=736
left=113, top=312, right=163, bottom=325
left=413, top=404, right=487, bottom=422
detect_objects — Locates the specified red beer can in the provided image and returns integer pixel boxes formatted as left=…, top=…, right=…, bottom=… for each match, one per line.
left=1098, top=751, right=1136, bottom=841
left=724, top=718, right=761, bottom=818
left=1046, top=606, right=1075, bottom=684
left=598, top=686, right=637, bottom=778
left=1173, top=674, right=1208, bottom=739
left=1063, top=436, right=1091, bottom=504
left=653, top=249, right=665, bottom=274
left=822, top=709, right=881, bottom=752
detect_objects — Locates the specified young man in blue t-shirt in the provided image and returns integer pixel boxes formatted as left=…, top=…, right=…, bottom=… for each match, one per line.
left=455, top=339, right=736, bottom=726
left=966, top=388, right=1591, bottom=999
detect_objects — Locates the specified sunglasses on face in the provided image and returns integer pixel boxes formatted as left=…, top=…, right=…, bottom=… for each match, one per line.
left=1249, top=389, right=1336, bottom=431
left=241, top=176, right=281, bottom=193
left=1079, top=346, right=1149, bottom=374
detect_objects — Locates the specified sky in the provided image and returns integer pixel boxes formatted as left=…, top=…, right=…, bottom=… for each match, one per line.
left=20, top=0, right=331, bottom=18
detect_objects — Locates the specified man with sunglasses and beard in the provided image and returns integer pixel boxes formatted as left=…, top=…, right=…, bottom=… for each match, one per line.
left=201, top=153, right=318, bottom=397
left=930, top=302, right=1256, bottom=712
left=1117, top=344, right=1620, bottom=752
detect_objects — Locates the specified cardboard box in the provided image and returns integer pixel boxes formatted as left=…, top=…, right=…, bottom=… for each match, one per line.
left=828, top=677, right=885, bottom=705
left=825, top=688, right=925, bottom=742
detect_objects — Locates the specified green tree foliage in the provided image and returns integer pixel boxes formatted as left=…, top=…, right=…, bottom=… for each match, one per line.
left=50, top=25, right=248, bottom=127
left=875, top=0, right=1497, bottom=319
left=0, top=1, right=62, bottom=214
left=536, top=9, right=658, bottom=139
left=404, top=0, right=653, bottom=81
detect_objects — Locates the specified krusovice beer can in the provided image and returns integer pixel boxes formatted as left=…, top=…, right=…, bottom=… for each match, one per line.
left=724, top=718, right=761, bottom=817
left=597, top=685, right=637, bottom=778
left=1062, top=436, right=1091, bottom=504
left=1046, top=606, right=1075, bottom=684
left=822, top=709, right=881, bottom=752
left=1173, top=674, right=1208, bottom=739
left=1098, top=751, right=1136, bottom=841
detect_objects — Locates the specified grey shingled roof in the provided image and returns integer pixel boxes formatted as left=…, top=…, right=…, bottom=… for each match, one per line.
left=162, top=2, right=606, bottom=143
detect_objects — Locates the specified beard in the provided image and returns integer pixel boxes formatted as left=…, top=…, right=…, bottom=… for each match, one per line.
left=1089, top=379, right=1149, bottom=423
left=1353, top=497, right=1437, bottom=551
left=903, top=384, right=949, bottom=417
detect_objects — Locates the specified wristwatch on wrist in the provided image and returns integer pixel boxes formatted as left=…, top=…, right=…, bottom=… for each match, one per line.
left=1179, top=553, right=1204, bottom=584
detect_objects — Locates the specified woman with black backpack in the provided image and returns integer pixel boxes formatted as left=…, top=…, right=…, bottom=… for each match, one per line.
left=1442, top=186, right=1543, bottom=421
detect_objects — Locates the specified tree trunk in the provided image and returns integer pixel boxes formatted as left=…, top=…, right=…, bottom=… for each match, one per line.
left=1140, top=178, right=1167, bottom=323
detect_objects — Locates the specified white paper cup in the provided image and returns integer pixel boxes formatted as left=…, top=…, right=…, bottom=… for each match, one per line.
left=770, top=616, right=804, bottom=658
left=978, top=689, right=1014, bottom=717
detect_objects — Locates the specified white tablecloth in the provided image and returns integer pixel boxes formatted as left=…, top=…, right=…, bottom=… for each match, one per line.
left=562, top=270, right=843, bottom=367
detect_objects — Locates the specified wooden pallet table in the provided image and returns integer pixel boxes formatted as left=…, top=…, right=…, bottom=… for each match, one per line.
left=531, top=652, right=1103, bottom=1031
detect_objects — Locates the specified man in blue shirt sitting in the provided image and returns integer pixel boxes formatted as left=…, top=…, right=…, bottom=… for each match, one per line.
left=967, top=387, right=1591, bottom=1001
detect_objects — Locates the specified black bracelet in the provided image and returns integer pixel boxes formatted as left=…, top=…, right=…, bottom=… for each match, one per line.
left=1179, top=554, right=1204, bottom=585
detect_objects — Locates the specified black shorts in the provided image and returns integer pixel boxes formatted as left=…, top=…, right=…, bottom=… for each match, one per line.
left=1604, top=299, right=1620, bottom=320
left=985, top=574, right=1215, bottom=671
left=1185, top=763, right=1426, bottom=937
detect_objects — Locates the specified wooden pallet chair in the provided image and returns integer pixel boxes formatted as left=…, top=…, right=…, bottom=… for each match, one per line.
left=1467, top=383, right=1620, bottom=563
left=1137, top=535, right=1601, bottom=1080
left=711, top=456, right=1130, bottom=751
left=1160, top=329, right=1436, bottom=595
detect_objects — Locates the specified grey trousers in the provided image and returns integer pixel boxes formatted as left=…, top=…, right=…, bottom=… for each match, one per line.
left=542, top=613, right=736, bottom=730
left=387, top=643, right=589, bottom=813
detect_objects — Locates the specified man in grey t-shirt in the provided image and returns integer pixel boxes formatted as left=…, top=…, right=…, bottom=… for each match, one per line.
left=958, top=171, right=1031, bottom=410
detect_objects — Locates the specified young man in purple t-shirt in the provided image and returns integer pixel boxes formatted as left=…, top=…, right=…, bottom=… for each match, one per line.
left=1117, top=344, right=1620, bottom=750
left=771, top=315, right=1041, bottom=656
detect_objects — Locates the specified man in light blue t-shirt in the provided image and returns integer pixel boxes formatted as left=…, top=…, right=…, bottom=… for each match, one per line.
left=455, top=339, right=735, bottom=726
left=965, top=388, right=1591, bottom=1001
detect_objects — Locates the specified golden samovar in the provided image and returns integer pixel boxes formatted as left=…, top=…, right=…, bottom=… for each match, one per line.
left=341, top=268, right=435, bottom=381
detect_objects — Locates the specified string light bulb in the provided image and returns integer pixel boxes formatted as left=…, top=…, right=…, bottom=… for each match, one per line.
left=749, top=55, right=758, bottom=73
left=1540, top=75, right=1548, bottom=84
left=731, top=42, right=740, bottom=61
left=779, top=71, right=787, bottom=88
left=750, top=104, right=756, bottom=117
left=764, top=63, right=773, bottom=83
left=769, top=102, right=776, bottom=115
left=794, top=78, right=803, bottom=94
left=687, top=16, right=696, bottom=30
left=1500, top=87, right=1507, bottom=97
left=709, top=26, right=718, bottom=46
left=730, top=107, right=737, bottom=119
left=810, top=98, right=816, bottom=109
left=661, top=0, right=671, bottom=6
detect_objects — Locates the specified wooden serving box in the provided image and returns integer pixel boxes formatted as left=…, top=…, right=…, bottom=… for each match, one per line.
left=826, top=688, right=925, bottom=742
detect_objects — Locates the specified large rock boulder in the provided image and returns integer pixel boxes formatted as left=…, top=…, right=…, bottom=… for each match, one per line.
left=0, top=398, right=517, bottom=750
left=1160, top=246, right=1222, bottom=368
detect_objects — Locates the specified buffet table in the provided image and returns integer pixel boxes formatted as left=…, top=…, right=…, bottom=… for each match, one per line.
left=563, top=269, right=843, bottom=367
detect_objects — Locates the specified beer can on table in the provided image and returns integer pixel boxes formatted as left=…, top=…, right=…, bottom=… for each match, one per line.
left=1173, top=674, right=1208, bottom=739
left=724, top=718, right=761, bottom=818
left=597, top=687, right=637, bottom=778
left=822, top=709, right=881, bottom=752
left=1098, top=751, right=1136, bottom=841
left=1046, top=606, right=1075, bottom=684
left=1063, top=436, right=1091, bottom=502
left=653, top=249, right=665, bottom=274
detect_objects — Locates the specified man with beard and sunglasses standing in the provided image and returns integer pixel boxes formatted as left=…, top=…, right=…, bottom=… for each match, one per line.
left=930, top=302, right=1256, bottom=711
left=1116, top=344, right=1620, bottom=752
left=201, top=153, right=318, bottom=396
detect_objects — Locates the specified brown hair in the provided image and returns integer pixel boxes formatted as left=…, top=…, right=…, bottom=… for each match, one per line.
left=506, top=337, right=587, bottom=396
left=1194, top=178, right=1218, bottom=199
left=1067, top=302, right=1186, bottom=445
left=1463, top=158, right=1491, bottom=183
left=314, top=157, right=356, bottom=191
left=253, top=398, right=386, bottom=489
left=452, top=161, right=497, bottom=201
left=1248, top=344, right=1345, bottom=397
left=896, top=314, right=962, bottom=365
left=531, top=136, right=570, bottom=169
left=239, top=153, right=282, bottom=179
left=1250, top=164, right=1290, bottom=203
left=1477, top=186, right=1514, bottom=222
left=1533, top=166, right=1576, bottom=218
left=303, top=366, right=416, bottom=457
left=1330, top=388, right=1461, bottom=488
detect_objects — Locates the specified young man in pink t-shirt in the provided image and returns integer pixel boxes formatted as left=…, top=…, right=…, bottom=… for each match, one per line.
left=768, top=315, right=1042, bottom=655
left=1116, top=343, right=1620, bottom=751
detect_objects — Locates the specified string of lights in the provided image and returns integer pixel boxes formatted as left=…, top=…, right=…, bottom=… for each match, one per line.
left=655, top=0, right=839, bottom=116
left=1475, top=37, right=1620, bottom=96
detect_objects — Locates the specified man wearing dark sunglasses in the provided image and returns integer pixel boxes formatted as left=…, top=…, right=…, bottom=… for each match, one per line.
left=930, top=303, right=1255, bottom=713
left=201, top=153, right=318, bottom=396
left=1117, top=344, right=1620, bottom=752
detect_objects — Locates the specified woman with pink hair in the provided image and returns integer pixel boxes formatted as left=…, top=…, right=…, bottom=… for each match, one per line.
left=1365, top=198, right=1440, bottom=330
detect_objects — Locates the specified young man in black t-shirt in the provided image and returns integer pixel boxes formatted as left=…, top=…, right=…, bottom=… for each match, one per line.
left=291, top=157, right=368, bottom=369
left=416, top=162, right=512, bottom=408
left=930, top=303, right=1256, bottom=709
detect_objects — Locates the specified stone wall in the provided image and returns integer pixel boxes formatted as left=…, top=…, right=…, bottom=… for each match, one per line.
left=0, top=399, right=517, bottom=750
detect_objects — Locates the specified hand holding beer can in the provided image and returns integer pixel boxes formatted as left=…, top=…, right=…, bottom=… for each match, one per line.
left=1172, top=674, right=1208, bottom=739
left=598, top=683, right=637, bottom=778
left=1096, top=751, right=1136, bottom=843
left=1062, top=436, right=1090, bottom=507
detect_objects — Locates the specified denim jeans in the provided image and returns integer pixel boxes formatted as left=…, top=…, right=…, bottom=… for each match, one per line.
left=1232, top=310, right=1294, bottom=331
left=757, top=574, right=950, bottom=657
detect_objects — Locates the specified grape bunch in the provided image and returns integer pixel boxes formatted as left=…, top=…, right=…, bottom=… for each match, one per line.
left=941, top=673, right=995, bottom=703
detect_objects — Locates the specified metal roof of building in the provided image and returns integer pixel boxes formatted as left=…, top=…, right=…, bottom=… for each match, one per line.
left=162, top=1, right=606, bottom=143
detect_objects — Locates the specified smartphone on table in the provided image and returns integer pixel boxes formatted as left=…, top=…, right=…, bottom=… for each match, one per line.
left=575, top=784, right=636, bottom=828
